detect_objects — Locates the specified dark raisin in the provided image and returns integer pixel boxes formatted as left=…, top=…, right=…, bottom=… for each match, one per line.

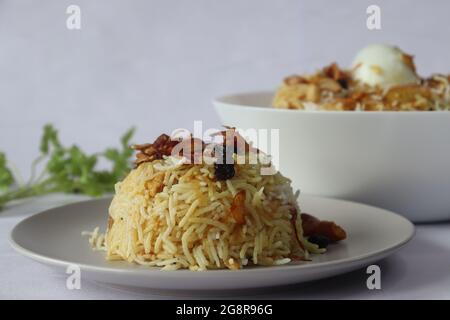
left=214, top=163, right=235, bottom=181
left=214, top=146, right=235, bottom=181
left=308, top=234, right=330, bottom=249
left=337, top=78, right=348, bottom=89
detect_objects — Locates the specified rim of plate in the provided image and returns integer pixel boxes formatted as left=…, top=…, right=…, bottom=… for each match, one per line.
left=9, top=196, right=415, bottom=275
left=213, top=90, right=450, bottom=115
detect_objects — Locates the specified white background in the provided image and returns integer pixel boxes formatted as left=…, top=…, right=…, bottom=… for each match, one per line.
left=1, top=0, right=450, bottom=300
left=1, top=0, right=450, bottom=177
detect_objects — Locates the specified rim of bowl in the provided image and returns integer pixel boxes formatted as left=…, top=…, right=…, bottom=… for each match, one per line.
left=213, top=90, right=450, bottom=116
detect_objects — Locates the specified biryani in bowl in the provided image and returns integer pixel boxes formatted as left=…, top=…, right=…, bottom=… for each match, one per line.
left=214, top=44, right=450, bottom=223
left=273, top=44, right=450, bottom=111
left=85, top=129, right=346, bottom=271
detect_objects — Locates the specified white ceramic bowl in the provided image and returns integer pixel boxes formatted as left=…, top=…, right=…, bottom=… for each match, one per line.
left=214, top=91, right=450, bottom=222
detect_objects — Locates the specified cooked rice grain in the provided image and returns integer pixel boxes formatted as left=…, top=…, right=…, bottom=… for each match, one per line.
left=86, top=156, right=307, bottom=270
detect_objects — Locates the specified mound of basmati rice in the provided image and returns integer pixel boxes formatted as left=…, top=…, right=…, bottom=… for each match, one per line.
left=86, top=155, right=314, bottom=271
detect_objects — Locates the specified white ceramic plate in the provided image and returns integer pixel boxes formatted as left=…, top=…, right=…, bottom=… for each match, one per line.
left=10, top=195, right=414, bottom=291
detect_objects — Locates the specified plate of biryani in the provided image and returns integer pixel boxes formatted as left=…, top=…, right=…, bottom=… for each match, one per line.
left=9, top=129, right=414, bottom=290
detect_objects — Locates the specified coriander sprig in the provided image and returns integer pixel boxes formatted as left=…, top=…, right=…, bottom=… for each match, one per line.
left=0, top=124, right=135, bottom=210
left=0, top=152, right=14, bottom=192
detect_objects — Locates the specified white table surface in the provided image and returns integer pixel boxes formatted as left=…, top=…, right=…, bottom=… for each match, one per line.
left=1, top=194, right=449, bottom=300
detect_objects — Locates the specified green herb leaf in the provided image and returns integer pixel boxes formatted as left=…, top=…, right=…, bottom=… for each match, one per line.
left=40, top=124, right=62, bottom=154
left=0, top=152, right=15, bottom=192
left=0, top=125, right=135, bottom=211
